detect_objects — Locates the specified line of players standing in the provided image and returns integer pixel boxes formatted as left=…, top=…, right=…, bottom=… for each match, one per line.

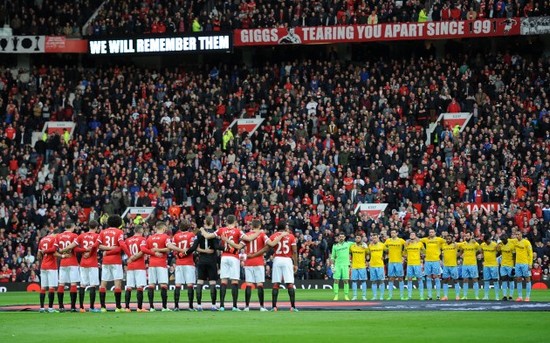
left=331, top=228, right=534, bottom=302
left=37, top=215, right=299, bottom=312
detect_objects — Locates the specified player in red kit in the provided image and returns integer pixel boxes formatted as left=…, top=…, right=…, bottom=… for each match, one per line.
left=168, top=220, right=197, bottom=311
left=56, top=222, right=80, bottom=312
left=141, top=221, right=172, bottom=311
left=74, top=220, right=100, bottom=312
left=201, top=214, right=260, bottom=311
left=97, top=215, right=130, bottom=312
left=227, top=219, right=286, bottom=311
left=38, top=229, right=59, bottom=313
left=268, top=221, right=298, bottom=312
left=124, top=225, right=147, bottom=312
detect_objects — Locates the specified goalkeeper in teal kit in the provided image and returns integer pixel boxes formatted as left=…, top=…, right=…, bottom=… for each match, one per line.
left=331, top=233, right=354, bottom=300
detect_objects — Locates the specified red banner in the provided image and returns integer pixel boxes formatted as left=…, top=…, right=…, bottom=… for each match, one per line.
left=234, top=18, right=521, bottom=46
left=45, top=37, right=88, bottom=53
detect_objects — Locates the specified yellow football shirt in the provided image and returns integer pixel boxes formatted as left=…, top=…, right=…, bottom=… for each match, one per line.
left=368, top=242, right=386, bottom=268
left=350, top=244, right=368, bottom=269
left=404, top=241, right=424, bottom=266
left=514, top=239, right=533, bottom=266
left=480, top=241, right=498, bottom=267
left=441, top=243, right=458, bottom=267
left=420, top=237, right=445, bottom=262
left=498, top=239, right=516, bottom=267
left=457, top=241, right=480, bottom=266
left=384, top=238, right=406, bottom=263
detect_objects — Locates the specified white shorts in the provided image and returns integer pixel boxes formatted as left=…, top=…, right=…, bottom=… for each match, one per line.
left=41, top=269, right=58, bottom=288
left=175, top=265, right=196, bottom=285
left=80, top=267, right=99, bottom=286
left=59, top=266, right=80, bottom=284
left=272, top=257, right=294, bottom=284
left=101, top=264, right=123, bottom=281
left=244, top=266, right=265, bottom=284
left=148, top=266, right=168, bottom=285
left=220, top=256, right=240, bottom=281
left=126, top=270, right=147, bottom=289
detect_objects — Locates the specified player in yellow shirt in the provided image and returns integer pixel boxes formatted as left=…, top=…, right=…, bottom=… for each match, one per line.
left=457, top=232, right=480, bottom=300
left=420, top=229, right=445, bottom=300
left=480, top=234, right=500, bottom=300
left=350, top=235, right=368, bottom=300
left=497, top=233, right=516, bottom=300
left=513, top=232, right=533, bottom=302
left=404, top=232, right=425, bottom=300
left=384, top=229, right=406, bottom=300
left=368, top=234, right=386, bottom=300
left=441, top=235, right=460, bottom=300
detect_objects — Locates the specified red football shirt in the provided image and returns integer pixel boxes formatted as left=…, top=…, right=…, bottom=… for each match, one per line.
left=39, top=236, right=58, bottom=270
left=56, top=231, right=79, bottom=267
left=172, top=231, right=196, bottom=266
left=244, top=231, right=267, bottom=267
left=125, top=236, right=146, bottom=270
left=77, top=232, right=99, bottom=268
left=142, top=233, right=171, bottom=268
left=268, top=232, right=296, bottom=258
left=98, top=227, right=125, bottom=265
left=215, top=227, right=244, bottom=258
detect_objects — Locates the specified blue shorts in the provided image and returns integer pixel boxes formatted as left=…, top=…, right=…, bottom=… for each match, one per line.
left=351, top=268, right=367, bottom=281
left=442, top=266, right=458, bottom=280
left=483, top=266, right=499, bottom=280
left=387, top=262, right=404, bottom=278
left=500, top=266, right=514, bottom=278
left=462, top=265, right=479, bottom=279
left=369, top=267, right=385, bottom=281
left=406, top=265, right=422, bottom=279
left=424, top=261, right=442, bottom=276
left=515, top=264, right=530, bottom=278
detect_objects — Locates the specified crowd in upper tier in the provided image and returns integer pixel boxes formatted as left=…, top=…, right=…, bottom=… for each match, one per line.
left=2, top=0, right=549, bottom=37
left=0, top=48, right=549, bottom=282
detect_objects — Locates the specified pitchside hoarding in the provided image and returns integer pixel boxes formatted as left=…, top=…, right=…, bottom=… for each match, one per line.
left=88, top=32, right=233, bottom=55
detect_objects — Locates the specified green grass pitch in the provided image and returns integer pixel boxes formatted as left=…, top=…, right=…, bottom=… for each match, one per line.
left=1, top=289, right=550, bottom=343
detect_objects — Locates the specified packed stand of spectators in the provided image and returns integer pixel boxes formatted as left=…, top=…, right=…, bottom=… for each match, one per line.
left=86, top=0, right=209, bottom=36
left=0, top=0, right=103, bottom=37
left=1, top=49, right=550, bottom=283
left=86, top=0, right=550, bottom=36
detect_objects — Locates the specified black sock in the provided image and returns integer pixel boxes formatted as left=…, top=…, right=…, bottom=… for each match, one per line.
left=272, top=288, right=279, bottom=308
left=89, top=287, right=96, bottom=309
left=288, top=287, right=296, bottom=308
left=57, top=291, right=65, bottom=309
left=258, top=286, right=264, bottom=307
left=40, top=292, right=46, bottom=308
left=210, top=286, right=217, bottom=305
left=231, top=283, right=238, bottom=308
left=187, top=286, right=194, bottom=309
left=137, top=289, right=144, bottom=309
left=148, top=288, right=155, bottom=309
left=70, top=290, right=77, bottom=309
left=48, top=291, right=55, bottom=308
left=79, top=287, right=85, bottom=309
left=99, top=289, right=106, bottom=308
left=174, top=287, right=181, bottom=308
left=125, top=290, right=132, bottom=309
left=245, top=286, right=252, bottom=307
left=161, top=288, right=168, bottom=309
left=114, top=291, right=122, bottom=309
left=196, top=285, right=203, bottom=305
left=220, top=284, right=227, bottom=308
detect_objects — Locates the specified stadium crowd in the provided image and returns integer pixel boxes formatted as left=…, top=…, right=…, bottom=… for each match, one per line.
left=85, top=0, right=550, bottom=36
left=0, top=47, right=549, bottom=285
left=0, top=0, right=103, bottom=37
left=2, top=1, right=550, bottom=37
